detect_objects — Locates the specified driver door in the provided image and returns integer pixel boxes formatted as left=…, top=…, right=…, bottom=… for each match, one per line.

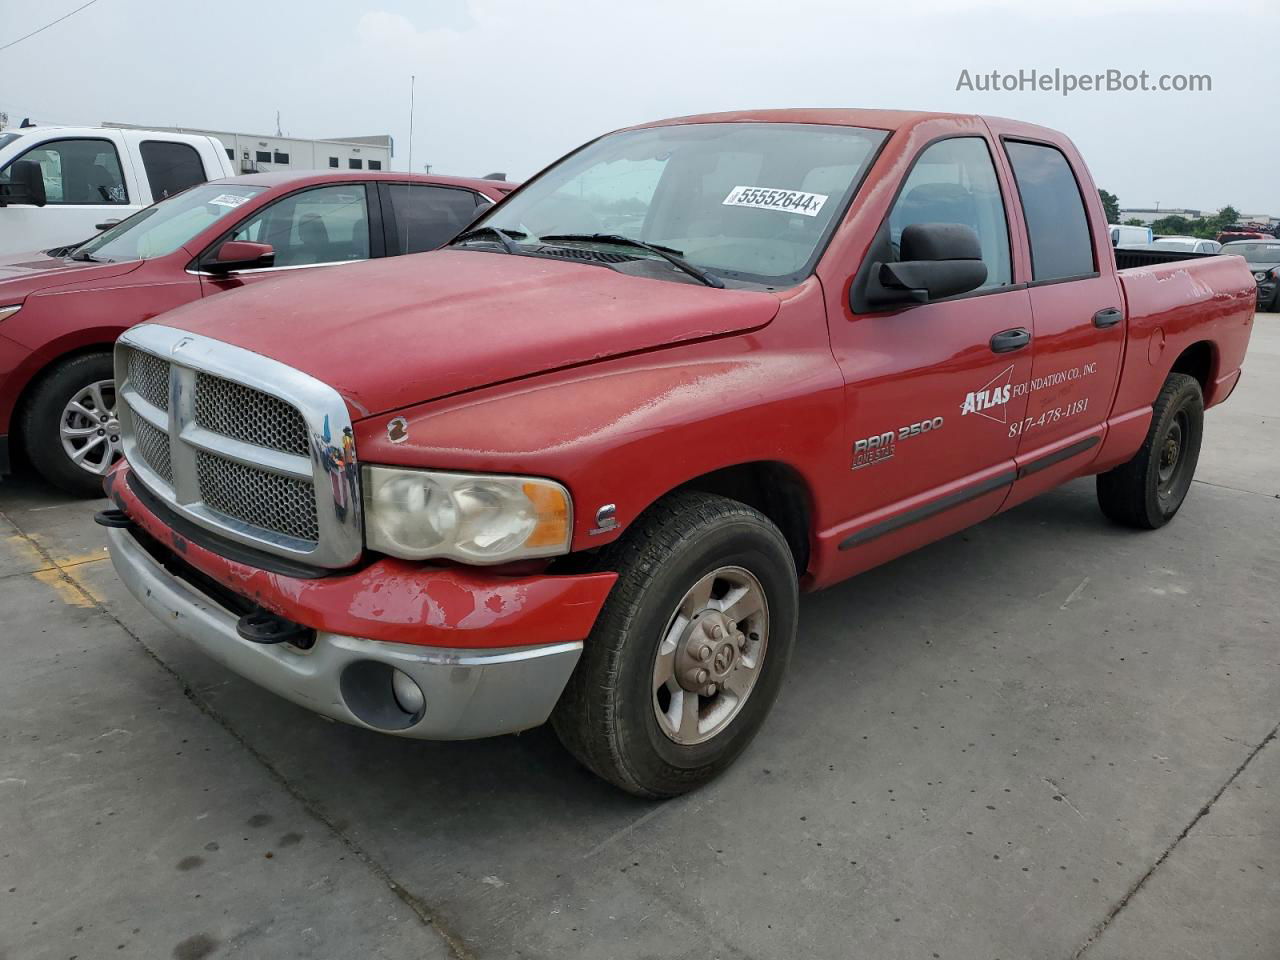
left=825, top=136, right=1034, bottom=576
left=200, top=183, right=377, bottom=295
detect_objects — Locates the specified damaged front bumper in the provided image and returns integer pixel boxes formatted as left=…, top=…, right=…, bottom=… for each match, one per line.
left=104, top=461, right=616, bottom=740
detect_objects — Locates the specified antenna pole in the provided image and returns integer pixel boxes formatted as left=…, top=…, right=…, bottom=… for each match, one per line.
left=407, top=75, right=415, bottom=174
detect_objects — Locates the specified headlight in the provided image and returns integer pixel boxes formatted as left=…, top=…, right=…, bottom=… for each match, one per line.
left=1255, top=272, right=1268, bottom=282
left=0, top=304, right=21, bottom=323
left=363, top=466, right=572, bottom=563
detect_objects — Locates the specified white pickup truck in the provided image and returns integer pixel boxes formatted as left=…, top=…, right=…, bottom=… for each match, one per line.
left=0, top=126, right=235, bottom=257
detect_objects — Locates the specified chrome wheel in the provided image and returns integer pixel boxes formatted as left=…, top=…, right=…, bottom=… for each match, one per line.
left=58, top=379, right=121, bottom=477
left=652, top=565, right=769, bottom=746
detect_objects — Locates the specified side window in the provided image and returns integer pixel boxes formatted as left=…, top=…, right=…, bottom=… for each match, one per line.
left=888, top=137, right=1011, bottom=290
left=1004, top=141, right=1095, bottom=282
left=140, top=140, right=207, bottom=200
left=230, top=184, right=370, bottom=268
left=0, top=138, right=128, bottom=204
left=387, top=184, right=480, bottom=253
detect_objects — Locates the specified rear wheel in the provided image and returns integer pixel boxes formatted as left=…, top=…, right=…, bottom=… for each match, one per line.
left=22, top=353, right=120, bottom=497
left=552, top=491, right=798, bottom=798
left=1096, top=373, right=1203, bottom=529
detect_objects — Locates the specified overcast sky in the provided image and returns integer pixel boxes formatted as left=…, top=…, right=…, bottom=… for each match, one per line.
left=1, top=0, right=1275, bottom=214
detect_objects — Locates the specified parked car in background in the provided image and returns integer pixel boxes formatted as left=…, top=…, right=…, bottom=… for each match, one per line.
left=1109, top=223, right=1152, bottom=247
left=100, top=108, right=1255, bottom=797
left=0, top=170, right=513, bottom=494
left=1150, top=236, right=1222, bottom=254
left=0, top=126, right=236, bottom=257
left=1222, top=238, right=1280, bottom=310
left=1218, top=229, right=1272, bottom=245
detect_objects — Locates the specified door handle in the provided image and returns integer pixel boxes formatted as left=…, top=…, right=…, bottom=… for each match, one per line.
left=1093, top=307, right=1123, bottom=328
left=990, top=327, right=1031, bottom=353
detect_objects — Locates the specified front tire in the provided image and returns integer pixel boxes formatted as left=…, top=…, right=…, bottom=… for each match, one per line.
left=552, top=492, right=798, bottom=798
left=21, top=353, right=121, bottom=497
left=1096, top=373, right=1203, bottom=529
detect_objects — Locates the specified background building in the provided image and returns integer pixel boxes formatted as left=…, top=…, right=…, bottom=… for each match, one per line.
left=102, top=122, right=393, bottom=173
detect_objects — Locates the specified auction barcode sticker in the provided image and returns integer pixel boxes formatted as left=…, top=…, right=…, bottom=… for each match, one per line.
left=208, top=193, right=252, bottom=208
left=722, top=185, right=829, bottom=217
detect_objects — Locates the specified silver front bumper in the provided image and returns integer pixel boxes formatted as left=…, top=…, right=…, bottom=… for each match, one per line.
left=106, top=526, right=582, bottom=740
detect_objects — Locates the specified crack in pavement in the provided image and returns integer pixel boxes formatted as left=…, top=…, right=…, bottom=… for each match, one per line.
left=1191, top=477, right=1280, bottom=500
left=1, top=509, right=475, bottom=960
left=1072, top=719, right=1279, bottom=958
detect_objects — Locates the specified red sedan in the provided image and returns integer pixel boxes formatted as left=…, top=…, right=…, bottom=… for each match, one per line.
left=0, top=170, right=514, bottom=494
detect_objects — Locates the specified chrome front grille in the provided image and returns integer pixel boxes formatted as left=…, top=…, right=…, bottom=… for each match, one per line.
left=194, top=373, right=309, bottom=456
left=114, top=326, right=362, bottom=569
left=195, top=451, right=319, bottom=542
left=132, top=416, right=173, bottom=483
left=128, top=347, right=170, bottom=411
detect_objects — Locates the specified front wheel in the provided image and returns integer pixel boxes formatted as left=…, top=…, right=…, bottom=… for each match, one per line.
left=552, top=492, right=798, bottom=798
left=21, top=352, right=121, bottom=497
left=1096, top=373, right=1203, bottom=529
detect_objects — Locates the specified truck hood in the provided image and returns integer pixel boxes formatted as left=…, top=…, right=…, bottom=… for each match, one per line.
left=154, top=250, right=782, bottom=417
left=0, top=250, right=144, bottom=299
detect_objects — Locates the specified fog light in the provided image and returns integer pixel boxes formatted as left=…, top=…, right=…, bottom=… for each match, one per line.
left=391, top=669, right=425, bottom=716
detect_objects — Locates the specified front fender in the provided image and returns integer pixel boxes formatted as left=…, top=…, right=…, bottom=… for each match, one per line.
left=354, top=332, right=846, bottom=553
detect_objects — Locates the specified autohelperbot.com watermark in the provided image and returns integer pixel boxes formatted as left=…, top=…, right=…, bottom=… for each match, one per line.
left=956, top=68, right=1212, bottom=97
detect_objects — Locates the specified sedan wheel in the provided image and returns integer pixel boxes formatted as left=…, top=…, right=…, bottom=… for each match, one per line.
left=59, top=379, right=122, bottom=477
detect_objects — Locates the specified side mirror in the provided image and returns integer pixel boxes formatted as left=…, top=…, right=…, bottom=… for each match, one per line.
left=867, top=223, right=987, bottom=306
left=0, top=159, right=48, bottom=207
left=205, top=240, right=275, bottom=275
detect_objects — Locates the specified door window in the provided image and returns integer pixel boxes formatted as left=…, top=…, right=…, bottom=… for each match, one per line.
left=888, top=137, right=1012, bottom=290
left=0, top=138, right=128, bottom=204
left=229, top=184, right=370, bottom=267
left=387, top=184, right=481, bottom=253
left=1004, top=141, right=1095, bottom=282
left=140, top=140, right=207, bottom=200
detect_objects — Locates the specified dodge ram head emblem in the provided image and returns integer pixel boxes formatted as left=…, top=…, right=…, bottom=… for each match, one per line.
left=386, top=417, right=409, bottom=444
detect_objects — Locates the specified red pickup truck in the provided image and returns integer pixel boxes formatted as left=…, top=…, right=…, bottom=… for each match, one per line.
left=99, top=109, right=1256, bottom=797
left=0, top=171, right=512, bottom=495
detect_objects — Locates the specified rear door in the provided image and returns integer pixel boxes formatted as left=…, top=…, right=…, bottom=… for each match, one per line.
left=996, top=137, right=1125, bottom=506
left=137, top=140, right=210, bottom=202
left=378, top=182, right=488, bottom=254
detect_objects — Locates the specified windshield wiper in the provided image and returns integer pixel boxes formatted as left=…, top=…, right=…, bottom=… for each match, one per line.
left=70, top=250, right=102, bottom=263
left=449, top=225, right=526, bottom=254
left=538, top=233, right=724, bottom=288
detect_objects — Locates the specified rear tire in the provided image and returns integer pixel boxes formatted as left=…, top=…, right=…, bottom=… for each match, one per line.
left=21, top=352, right=120, bottom=498
left=552, top=491, right=798, bottom=798
left=1096, top=373, right=1203, bottom=529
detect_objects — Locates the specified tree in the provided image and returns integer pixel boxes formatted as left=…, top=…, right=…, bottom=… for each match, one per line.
left=1098, top=189, right=1121, bottom=224
left=1123, top=218, right=1146, bottom=227
left=1217, top=205, right=1241, bottom=227
left=1152, top=215, right=1194, bottom=236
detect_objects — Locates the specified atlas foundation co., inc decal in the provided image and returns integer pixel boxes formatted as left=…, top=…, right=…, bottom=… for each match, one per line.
left=961, top=361, right=1099, bottom=437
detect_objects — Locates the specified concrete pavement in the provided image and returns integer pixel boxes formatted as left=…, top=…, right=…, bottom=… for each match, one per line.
left=1, top=317, right=1277, bottom=960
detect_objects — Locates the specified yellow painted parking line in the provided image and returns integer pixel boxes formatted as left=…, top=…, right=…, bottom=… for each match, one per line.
left=32, top=567, right=104, bottom=608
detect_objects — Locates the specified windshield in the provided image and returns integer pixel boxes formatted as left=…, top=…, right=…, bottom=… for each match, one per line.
left=1152, top=239, right=1196, bottom=251
left=469, top=122, right=888, bottom=285
left=72, top=183, right=266, bottom=262
left=1223, top=241, right=1280, bottom=262
left=0, top=133, right=21, bottom=152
